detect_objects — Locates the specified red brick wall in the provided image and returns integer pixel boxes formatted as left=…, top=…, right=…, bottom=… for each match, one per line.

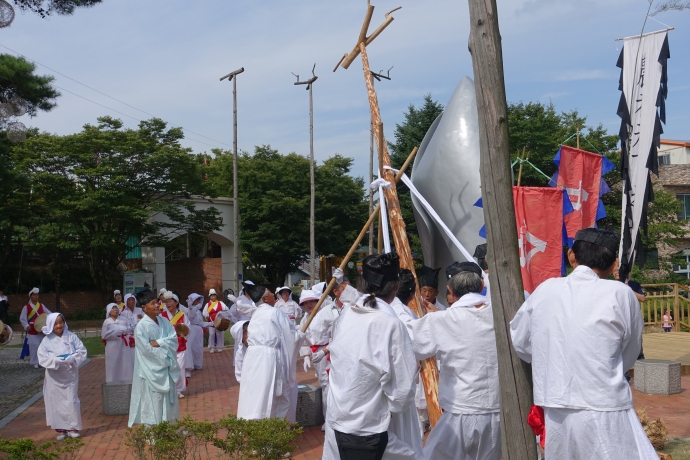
left=165, top=258, right=222, bottom=305
left=6, top=291, right=104, bottom=318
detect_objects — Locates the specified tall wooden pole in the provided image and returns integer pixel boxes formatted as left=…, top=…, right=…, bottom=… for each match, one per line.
left=466, top=0, right=536, bottom=458
left=233, top=74, right=240, bottom=294
left=377, top=121, right=384, bottom=254
left=369, top=121, right=375, bottom=255
left=359, top=41, right=442, bottom=427
left=309, top=81, right=316, bottom=284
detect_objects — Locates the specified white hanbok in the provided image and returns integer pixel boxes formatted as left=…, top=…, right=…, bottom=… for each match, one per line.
left=230, top=320, right=248, bottom=383
left=37, top=314, right=87, bottom=431
left=412, top=292, right=501, bottom=460
left=202, top=300, right=230, bottom=351
left=324, top=297, right=417, bottom=457
left=510, top=265, right=656, bottom=460
left=186, top=294, right=209, bottom=370
left=237, top=304, right=296, bottom=421
left=275, top=298, right=302, bottom=325
left=161, top=306, right=191, bottom=394
left=20, top=301, right=51, bottom=366
left=101, top=306, right=130, bottom=382
left=119, top=294, right=142, bottom=381
left=128, top=314, right=180, bottom=427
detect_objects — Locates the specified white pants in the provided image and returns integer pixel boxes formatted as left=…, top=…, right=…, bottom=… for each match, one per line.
left=314, top=348, right=330, bottom=420
left=27, top=333, right=44, bottom=366
left=544, top=407, right=658, bottom=460
left=423, top=411, right=501, bottom=460
left=175, top=351, right=187, bottom=394
left=208, top=327, right=224, bottom=350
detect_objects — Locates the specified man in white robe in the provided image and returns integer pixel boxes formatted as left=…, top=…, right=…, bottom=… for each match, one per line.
left=102, top=303, right=129, bottom=383
left=325, top=253, right=417, bottom=460
left=38, top=313, right=87, bottom=440
left=413, top=264, right=501, bottom=460
left=232, top=280, right=259, bottom=320
left=237, top=286, right=298, bottom=421
left=128, top=289, right=180, bottom=427
left=510, top=228, right=656, bottom=460
left=20, top=287, right=51, bottom=368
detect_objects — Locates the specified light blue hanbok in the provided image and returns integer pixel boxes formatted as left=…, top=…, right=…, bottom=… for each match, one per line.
left=128, top=314, right=180, bottom=427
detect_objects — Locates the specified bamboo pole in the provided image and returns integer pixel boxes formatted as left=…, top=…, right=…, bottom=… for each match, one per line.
left=301, top=146, right=418, bottom=334
left=467, top=0, right=537, bottom=456
left=516, top=146, right=526, bottom=187
left=377, top=121, right=384, bottom=254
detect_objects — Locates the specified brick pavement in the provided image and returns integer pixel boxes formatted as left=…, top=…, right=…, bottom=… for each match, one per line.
left=0, top=350, right=324, bottom=459
left=632, top=374, right=690, bottom=439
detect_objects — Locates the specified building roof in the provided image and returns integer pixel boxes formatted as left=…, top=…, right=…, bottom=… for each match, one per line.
left=656, top=164, right=690, bottom=186
left=660, top=139, right=690, bottom=147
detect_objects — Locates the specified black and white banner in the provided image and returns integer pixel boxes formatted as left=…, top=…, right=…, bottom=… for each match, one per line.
left=616, top=30, right=670, bottom=280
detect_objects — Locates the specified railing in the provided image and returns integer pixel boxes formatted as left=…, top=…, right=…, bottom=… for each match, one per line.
left=640, top=283, right=690, bottom=331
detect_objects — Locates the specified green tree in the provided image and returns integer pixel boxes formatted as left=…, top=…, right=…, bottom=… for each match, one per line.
left=388, top=94, right=445, bottom=254
left=11, top=116, right=222, bottom=298
left=0, top=54, right=60, bottom=116
left=204, top=146, right=367, bottom=286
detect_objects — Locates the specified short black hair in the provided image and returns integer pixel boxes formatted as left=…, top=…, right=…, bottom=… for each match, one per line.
left=572, top=240, right=617, bottom=271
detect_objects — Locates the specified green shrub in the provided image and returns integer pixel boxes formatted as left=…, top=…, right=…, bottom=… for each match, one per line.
left=214, top=414, right=302, bottom=460
left=0, top=437, right=84, bottom=460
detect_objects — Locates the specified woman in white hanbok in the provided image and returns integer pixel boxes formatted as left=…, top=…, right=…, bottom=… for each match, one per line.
left=186, top=293, right=211, bottom=371
left=102, top=303, right=129, bottom=382
left=37, top=313, right=87, bottom=440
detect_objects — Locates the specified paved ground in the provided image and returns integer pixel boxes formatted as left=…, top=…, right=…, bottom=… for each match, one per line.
left=0, top=348, right=45, bottom=421
left=1, top=347, right=688, bottom=459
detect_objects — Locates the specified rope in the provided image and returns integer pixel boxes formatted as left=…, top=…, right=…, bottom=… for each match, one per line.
left=512, top=157, right=553, bottom=183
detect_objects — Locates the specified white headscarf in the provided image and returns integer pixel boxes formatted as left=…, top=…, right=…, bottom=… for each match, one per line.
left=313, top=282, right=327, bottom=295
left=187, top=293, right=204, bottom=312
left=106, top=303, right=119, bottom=319
left=123, top=293, right=136, bottom=308
left=299, top=289, right=320, bottom=306
left=29, top=287, right=39, bottom=296
left=42, top=312, right=68, bottom=335
left=163, top=291, right=179, bottom=303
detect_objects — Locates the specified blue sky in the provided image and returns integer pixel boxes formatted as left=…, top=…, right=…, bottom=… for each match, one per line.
left=2, top=0, right=688, bottom=181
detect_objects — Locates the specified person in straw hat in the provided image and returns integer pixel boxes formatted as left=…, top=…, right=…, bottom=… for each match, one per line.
left=161, top=290, right=191, bottom=398
left=20, top=287, right=52, bottom=368
left=202, top=288, right=230, bottom=354
left=37, top=312, right=87, bottom=440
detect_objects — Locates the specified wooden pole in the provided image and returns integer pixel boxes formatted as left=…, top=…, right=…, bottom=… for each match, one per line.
left=301, top=146, right=418, bottom=333
left=359, top=41, right=442, bottom=427
left=467, top=0, right=537, bottom=457
left=516, top=146, right=526, bottom=187
left=377, top=121, right=384, bottom=254
left=369, top=122, right=375, bottom=255
left=233, top=75, right=240, bottom=294
left=673, top=283, right=680, bottom=332
left=309, top=81, right=316, bottom=286
left=576, top=126, right=580, bottom=149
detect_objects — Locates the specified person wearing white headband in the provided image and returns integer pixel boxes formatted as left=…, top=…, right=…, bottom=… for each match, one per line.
left=161, top=290, right=191, bottom=398
left=37, top=313, right=87, bottom=440
left=20, top=287, right=52, bottom=368
left=113, top=290, right=124, bottom=309
left=202, top=288, right=230, bottom=354
left=102, top=304, right=130, bottom=383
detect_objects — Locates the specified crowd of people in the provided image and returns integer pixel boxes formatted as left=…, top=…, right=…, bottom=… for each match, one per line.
left=16, top=227, right=661, bottom=459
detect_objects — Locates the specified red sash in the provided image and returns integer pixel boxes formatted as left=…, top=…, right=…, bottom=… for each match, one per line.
left=162, top=309, right=186, bottom=353
left=207, top=301, right=222, bottom=321
left=25, top=303, right=45, bottom=335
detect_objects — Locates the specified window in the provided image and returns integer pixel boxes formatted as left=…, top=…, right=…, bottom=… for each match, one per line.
left=673, top=254, right=690, bottom=279
left=677, top=194, right=690, bottom=220
left=658, top=154, right=671, bottom=166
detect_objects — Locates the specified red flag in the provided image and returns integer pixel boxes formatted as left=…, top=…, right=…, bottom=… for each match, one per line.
left=555, top=146, right=603, bottom=239
left=513, top=187, right=566, bottom=293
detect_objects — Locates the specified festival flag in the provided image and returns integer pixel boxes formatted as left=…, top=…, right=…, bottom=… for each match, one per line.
left=616, top=30, right=670, bottom=280
left=514, top=187, right=573, bottom=293
left=551, top=145, right=615, bottom=244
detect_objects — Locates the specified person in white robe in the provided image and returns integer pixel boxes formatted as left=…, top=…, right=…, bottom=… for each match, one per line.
left=20, top=287, right=51, bottom=368
left=37, top=313, right=87, bottom=440
left=230, top=320, right=249, bottom=383
left=128, top=288, right=180, bottom=427
left=202, top=289, right=230, bottom=353
left=161, top=291, right=191, bottom=398
left=186, top=293, right=211, bottom=370
left=118, top=293, right=141, bottom=381
left=324, top=253, right=417, bottom=460
left=413, top=264, right=501, bottom=460
left=237, top=285, right=298, bottom=421
left=275, top=286, right=302, bottom=325
left=510, top=228, right=656, bottom=460
left=232, top=280, right=259, bottom=320
left=102, top=303, right=130, bottom=383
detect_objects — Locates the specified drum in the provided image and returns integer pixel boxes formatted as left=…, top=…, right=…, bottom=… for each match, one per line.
left=175, top=323, right=190, bottom=338
left=214, top=316, right=231, bottom=332
left=33, top=313, right=49, bottom=334
left=0, top=320, right=13, bottom=346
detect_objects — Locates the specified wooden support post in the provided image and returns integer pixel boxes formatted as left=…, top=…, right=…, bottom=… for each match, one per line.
left=673, top=283, right=680, bottom=332
left=466, top=0, right=537, bottom=458
left=516, top=146, right=526, bottom=187
left=377, top=121, right=384, bottom=254
left=359, top=41, right=442, bottom=427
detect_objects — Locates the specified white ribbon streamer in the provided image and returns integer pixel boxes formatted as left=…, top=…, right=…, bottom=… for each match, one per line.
left=370, top=178, right=392, bottom=253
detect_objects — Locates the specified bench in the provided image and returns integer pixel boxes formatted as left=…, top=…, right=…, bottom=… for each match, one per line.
left=634, top=359, right=682, bottom=395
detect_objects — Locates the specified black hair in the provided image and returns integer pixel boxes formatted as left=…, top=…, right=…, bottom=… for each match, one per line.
left=359, top=253, right=400, bottom=308
left=396, top=269, right=416, bottom=305
left=135, top=288, right=156, bottom=306
left=357, top=276, right=399, bottom=309
left=571, top=240, right=617, bottom=271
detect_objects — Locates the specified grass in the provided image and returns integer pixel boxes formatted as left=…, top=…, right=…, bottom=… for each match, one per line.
left=5, top=336, right=104, bottom=356
left=662, top=439, right=690, bottom=460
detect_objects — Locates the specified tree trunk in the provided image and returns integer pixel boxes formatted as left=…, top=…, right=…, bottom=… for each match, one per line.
left=466, top=0, right=537, bottom=458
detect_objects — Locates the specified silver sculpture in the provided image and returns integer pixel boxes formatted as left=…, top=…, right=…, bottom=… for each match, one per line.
left=411, top=77, right=485, bottom=294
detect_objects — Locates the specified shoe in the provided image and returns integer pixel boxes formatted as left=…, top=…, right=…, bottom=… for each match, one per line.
left=321, top=423, right=325, bottom=432
left=34, top=364, right=39, bottom=369
left=67, top=432, right=80, bottom=439
left=185, top=370, right=191, bottom=378
left=216, top=348, right=222, bottom=353
left=210, top=348, right=215, bottom=354
left=56, top=434, right=66, bottom=441
left=178, top=393, right=185, bottom=399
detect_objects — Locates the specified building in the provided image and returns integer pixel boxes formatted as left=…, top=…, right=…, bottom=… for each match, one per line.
left=658, top=139, right=690, bottom=166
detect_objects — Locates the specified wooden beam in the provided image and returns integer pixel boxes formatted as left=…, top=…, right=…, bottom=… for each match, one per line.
left=466, top=0, right=537, bottom=457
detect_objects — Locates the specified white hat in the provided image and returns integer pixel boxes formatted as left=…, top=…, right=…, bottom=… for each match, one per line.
left=313, top=282, right=327, bottom=295
left=163, top=291, right=179, bottom=303
left=113, top=290, right=121, bottom=296
left=299, top=289, right=320, bottom=306
left=277, top=286, right=292, bottom=294
left=29, top=287, right=39, bottom=296
left=209, top=289, right=217, bottom=296
left=159, top=288, right=167, bottom=295
left=106, top=303, right=120, bottom=318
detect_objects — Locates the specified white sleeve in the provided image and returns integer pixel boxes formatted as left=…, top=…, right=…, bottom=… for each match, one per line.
left=621, top=289, right=644, bottom=372
left=510, top=298, right=533, bottom=363
left=382, top=321, right=417, bottom=414
left=19, top=306, right=28, bottom=330
left=410, top=314, right=440, bottom=360
left=202, top=305, right=209, bottom=317
left=101, top=320, right=125, bottom=341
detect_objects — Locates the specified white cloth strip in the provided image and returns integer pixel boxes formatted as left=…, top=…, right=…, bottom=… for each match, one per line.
left=370, top=179, right=393, bottom=254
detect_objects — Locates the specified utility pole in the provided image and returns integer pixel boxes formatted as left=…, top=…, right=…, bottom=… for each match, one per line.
left=466, top=0, right=537, bottom=457
left=220, top=67, right=245, bottom=294
left=292, top=65, right=318, bottom=286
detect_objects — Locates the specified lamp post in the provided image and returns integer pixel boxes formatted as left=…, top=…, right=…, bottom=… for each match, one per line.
left=220, top=67, right=245, bottom=294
